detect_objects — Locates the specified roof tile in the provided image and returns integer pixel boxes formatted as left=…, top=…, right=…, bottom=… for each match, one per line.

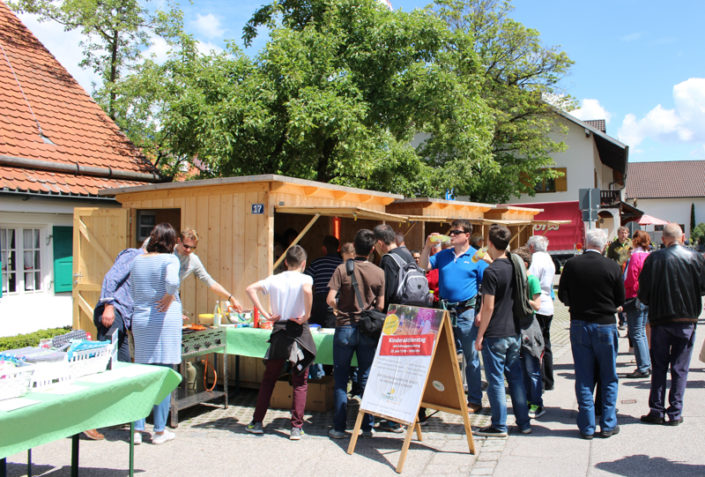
left=0, top=1, right=160, bottom=197
left=626, top=161, right=705, bottom=199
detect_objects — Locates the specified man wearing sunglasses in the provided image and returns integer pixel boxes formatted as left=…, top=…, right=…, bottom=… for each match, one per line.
left=175, top=228, right=243, bottom=312
left=420, top=219, right=488, bottom=413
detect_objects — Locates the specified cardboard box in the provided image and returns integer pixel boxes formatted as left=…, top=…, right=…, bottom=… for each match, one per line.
left=270, top=376, right=334, bottom=412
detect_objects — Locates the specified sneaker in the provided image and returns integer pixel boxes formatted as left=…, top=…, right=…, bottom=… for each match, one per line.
left=473, top=426, right=508, bottom=438
left=625, top=369, right=650, bottom=379
left=133, top=432, right=142, bottom=445
left=377, top=420, right=404, bottom=433
left=246, top=421, right=264, bottom=434
left=519, top=427, right=532, bottom=435
left=361, top=429, right=375, bottom=438
left=529, top=405, right=546, bottom=419
left=328, top=429, right=347, bottom=439
left=152, top=430, right=175, bottom=445
left=290, top=427, right=304, bottom=440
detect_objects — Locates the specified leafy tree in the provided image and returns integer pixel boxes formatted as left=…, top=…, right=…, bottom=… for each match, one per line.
left=9, top=0, right=183, bottom=120
left=156, top=0, right=495, bottom=196
left=431, top=0, right=574, bottom=202
left=692, top=222, right=705, bottom=246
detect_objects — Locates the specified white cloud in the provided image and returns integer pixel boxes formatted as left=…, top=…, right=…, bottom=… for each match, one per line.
left=570, top=99, right=612, bottom=124
left=618, top=78, right=705, bottom=148
left=620, top=32, right=642, bottom=42
left=196, top=41, right=223, bottom=56
left=192, top=13, right=225, bottom=40
left=144, top=36, right=171, bottom=63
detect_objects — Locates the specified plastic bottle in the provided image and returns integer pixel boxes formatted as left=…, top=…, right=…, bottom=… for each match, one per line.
left=472, top=247, right=488, bottom=263
left=213, top=302, right=222, bottom=328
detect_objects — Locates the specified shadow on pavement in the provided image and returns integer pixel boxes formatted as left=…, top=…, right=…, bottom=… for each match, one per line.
left=595, top=454, right=705, bottom=477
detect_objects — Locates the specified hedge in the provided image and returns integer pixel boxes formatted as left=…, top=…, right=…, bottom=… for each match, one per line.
left=0, top=327, right=72, bottom=352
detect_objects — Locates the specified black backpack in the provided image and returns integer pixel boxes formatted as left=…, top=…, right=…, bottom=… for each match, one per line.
left=387, top=252, right=432, bottom=307
left=508, top=251, right=535, bottom=330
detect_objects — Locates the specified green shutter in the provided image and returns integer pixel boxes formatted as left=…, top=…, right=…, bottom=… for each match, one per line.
left=53, top=226, right=73, bottom=293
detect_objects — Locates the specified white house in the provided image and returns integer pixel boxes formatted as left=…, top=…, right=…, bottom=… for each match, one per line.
left=625, top=160, right=705, bottom=243
left=513, top=111, right=638, bottom=239
left=0, top=3, right=161, bottom=337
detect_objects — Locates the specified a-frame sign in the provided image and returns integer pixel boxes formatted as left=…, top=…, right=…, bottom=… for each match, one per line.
left=347, top=305, right=475, bottom=473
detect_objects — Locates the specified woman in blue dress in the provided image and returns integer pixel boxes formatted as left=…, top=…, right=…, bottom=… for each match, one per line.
left=129, top=222, right=181, bottom=445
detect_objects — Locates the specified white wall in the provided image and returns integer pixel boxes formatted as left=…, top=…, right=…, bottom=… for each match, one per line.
left=632, top=198, right=705, bottom=241
left=516, top=116, right=610, bottom=203
left=0, top=196, right=117, bottom=337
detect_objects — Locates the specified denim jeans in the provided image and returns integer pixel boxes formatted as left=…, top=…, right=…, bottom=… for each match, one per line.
left=135, top=363, right=174, bottom=432
left=452, top=308, right=483, bottom=405
left=649, top=323, right=696, bottom=420
left=520, top=352, right=543, bottom=407
left=570, top=320, right=619, bottom=435
left=535, top=314, right=554, bottom=389
left=482, top=335, right=530, bottom=432
left=333, top=325, right=377, bottom=432
left=626, top=300, right=651, bottom=373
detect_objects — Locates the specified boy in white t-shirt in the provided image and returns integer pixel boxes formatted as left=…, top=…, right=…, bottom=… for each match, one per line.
left=245, top=245, right=315, bottom=440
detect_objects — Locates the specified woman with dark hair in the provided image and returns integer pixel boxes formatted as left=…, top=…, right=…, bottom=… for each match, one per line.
left=129, top=222, right=181, bottom=444
left=624, top=230, right=651, bottom=379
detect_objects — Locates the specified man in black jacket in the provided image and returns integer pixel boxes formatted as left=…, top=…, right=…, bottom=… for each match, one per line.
left=638, top=223, right=705, bottom=426
left=558, top=228, right=624, bottom=439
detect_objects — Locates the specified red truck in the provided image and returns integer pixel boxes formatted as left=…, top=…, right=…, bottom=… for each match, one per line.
left=510, top=200, right=585, bottom=273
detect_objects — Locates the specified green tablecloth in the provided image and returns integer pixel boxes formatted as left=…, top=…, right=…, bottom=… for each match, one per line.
left=0, top=362, right=181, bottom=459
left=224, top=327, right=356, bottom=366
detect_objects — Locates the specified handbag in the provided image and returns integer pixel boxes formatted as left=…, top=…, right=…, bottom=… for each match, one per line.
left=347, top=259, right=385, bottom=338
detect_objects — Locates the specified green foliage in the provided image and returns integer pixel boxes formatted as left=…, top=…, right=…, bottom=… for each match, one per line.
left=692, top=222, right=705, bottom=246
left=431, top=0, right=574, bottom=202
left=0, top=327, right=71, bottom=352
left=153, top=0, right=494, bottom=195
left=9, top=0, right=184, bottom=120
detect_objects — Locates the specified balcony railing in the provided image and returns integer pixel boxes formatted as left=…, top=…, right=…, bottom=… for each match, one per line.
left=600, top=189, right=621, bottom=207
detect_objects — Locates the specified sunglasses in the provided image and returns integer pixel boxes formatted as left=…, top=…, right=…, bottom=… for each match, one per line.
left=182, top=244, right=197, bottom=250
left=448, top=230, right=467, bottom=236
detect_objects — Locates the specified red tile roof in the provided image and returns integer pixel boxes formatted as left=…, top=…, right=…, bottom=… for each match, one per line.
left=626, top=160, right=705, bottom=199
left=0, top=2, right=160, bottom=197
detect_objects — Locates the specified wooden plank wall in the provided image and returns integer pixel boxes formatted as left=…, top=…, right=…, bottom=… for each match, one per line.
left=115, top=183, right=271, bottom=320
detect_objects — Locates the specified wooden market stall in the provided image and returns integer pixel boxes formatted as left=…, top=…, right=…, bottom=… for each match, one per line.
left=385, top=198, right=544, bottom=251
left=73, top=175, right=405, bottom=387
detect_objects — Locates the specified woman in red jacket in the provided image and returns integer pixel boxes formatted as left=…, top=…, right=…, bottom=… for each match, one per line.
left=624, top=230, right=651, bottom=379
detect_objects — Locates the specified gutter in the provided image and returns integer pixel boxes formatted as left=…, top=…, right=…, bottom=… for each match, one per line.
left=0, top=155, right=165, bottom=182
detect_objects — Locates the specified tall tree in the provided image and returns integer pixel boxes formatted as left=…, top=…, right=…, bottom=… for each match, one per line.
left=155, top=0, right=495, bottom=196
left=9, top=0, right=183, bottom=120
left=431, top=0, right=574, bottom=202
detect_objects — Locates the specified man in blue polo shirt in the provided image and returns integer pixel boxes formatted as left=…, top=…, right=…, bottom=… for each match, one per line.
left=420, top=219, right=488, bottom=413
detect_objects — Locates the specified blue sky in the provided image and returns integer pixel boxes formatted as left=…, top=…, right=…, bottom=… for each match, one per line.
left=18, top=0, right=705, bottom=163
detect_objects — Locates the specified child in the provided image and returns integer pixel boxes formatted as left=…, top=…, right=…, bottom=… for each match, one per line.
left=513, top=246, right=545, bottom=419
left=245, top=245, right=314, bottom=440
left=340, top=242, right=355, bottom=261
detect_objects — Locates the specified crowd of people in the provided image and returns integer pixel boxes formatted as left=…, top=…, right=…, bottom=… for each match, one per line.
left=89, top=219, right=705, bottom=444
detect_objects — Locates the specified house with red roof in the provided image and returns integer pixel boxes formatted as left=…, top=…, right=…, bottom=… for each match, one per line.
left=625, top=160, right=705, bottom=243
left=0, top=2, right=163, bottom=336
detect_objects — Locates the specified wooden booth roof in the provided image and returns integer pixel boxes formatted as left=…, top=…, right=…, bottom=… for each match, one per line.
left=102, top=174, right=402, bottom=210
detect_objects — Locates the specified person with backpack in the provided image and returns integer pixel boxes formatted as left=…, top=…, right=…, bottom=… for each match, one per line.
left=372, top=224, right=430, bottom=431
left=420, top=219, right=488, bottom=414
left=513, top=246, right=546, bottom=419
